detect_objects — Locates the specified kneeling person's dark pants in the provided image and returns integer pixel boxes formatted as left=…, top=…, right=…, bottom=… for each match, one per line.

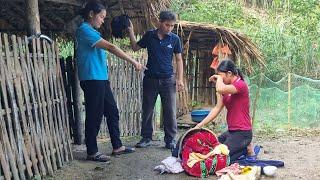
left=218, top=130, right=252, bottom=162
left=80, top=80, right=122, bottom=156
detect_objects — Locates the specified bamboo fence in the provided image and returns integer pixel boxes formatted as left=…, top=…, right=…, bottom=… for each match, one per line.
left=100, top=55, right=147, bottom=138
left=0, top=33, right=72, bottom=180
left=61, top=53, right=191, bottom=140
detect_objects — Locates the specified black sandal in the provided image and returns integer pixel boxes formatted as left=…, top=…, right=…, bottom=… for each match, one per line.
left=86, top=152, right=111, bottom=162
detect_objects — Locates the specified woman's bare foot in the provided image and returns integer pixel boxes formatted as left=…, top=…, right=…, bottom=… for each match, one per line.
left=247, top=143, right=255, bottom=156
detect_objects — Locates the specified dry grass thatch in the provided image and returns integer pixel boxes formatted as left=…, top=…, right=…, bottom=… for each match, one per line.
left=175, top=21, right=265, bottom=73
left=0, top=0, right=172, bottom=36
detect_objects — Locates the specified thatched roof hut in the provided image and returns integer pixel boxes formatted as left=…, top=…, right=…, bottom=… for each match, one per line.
left=0, top=0, right=171, bottom=36
left=175, top=21, right=265, bottom=73
left=172, top=21, right=265, bottom=110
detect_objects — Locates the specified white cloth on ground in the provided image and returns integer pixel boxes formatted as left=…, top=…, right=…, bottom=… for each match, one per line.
left=154, top=156, right=184, bottom=174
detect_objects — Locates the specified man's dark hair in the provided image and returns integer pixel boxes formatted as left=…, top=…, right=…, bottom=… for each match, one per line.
left=159, top=11, right=177, bottom=22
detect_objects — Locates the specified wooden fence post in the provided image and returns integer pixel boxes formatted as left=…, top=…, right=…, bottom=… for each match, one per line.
left=25, top=0, right=41, bottom=36
left=288, top=72, right=292, bottom=126
left=72, top=57, right=84, bottom=144
left=252, top=72, right=263, bottom=125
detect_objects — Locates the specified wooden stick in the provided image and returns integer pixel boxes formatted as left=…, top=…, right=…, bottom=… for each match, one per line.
left=53, top=43, right=73, bottom=161
left=287, top=72, right=291, bottom=126
left=0, top=33, right=17, bottom=180
left=11, top=35, right=34, bottom=178
left=61, top=57, right=74, bottom=142
left=54, top=44, right=71, bottom=161
left=31, top=38, right=53, bottom=176
left=35, top=38, right=55, bottom=174
left=0, top=139, right=11, bottom=180
left=41, top=40, right=58, bottom=171
left=71, top=49, right=84, bottom=145
left=0, top=87, right=14, bottom=180
left=17, top=36, right=41, bottom=177
left=0, top=111, right=18, bottom=180
left=45, top=41, right=63, bottom=167
left=0, top=34, right=19, bottom=176
left=23, top=36, right=47, bottom=176
left=3, top=33, right=27, bottom=180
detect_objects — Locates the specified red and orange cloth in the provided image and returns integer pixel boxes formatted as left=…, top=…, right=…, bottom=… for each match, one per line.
left=181, top=130, right=229, bottom=178
left=210, top=44, right=232, bottom=69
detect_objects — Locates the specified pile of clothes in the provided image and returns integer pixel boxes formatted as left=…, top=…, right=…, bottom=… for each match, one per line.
left=156, top=128, right=229, bottom=177
left=154, top=128, right=284, bottom=179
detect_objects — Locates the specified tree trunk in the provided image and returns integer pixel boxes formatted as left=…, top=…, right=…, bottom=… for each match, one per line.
left=25, top=0, right=41, bottom=36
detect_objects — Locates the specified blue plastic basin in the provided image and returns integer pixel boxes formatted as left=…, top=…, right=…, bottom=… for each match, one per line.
left=191, top=109, right=210, bottom=123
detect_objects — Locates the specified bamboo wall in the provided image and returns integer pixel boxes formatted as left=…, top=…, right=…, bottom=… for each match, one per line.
left=62, top=53, right=191, bottom=141
left=186, top=50, right=216, bottom=106
left=61, top=55, right=157, bottom=140
left=0, top=33, right=72, bottom=180
left=176, top=80, right=190, bottom=117
left=100, top=56, right=148, bottom=138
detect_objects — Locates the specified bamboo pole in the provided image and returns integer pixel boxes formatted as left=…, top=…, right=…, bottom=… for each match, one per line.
left=287, top=56, right=292, bottom=127
left=41, top=40, right=58, bottom=171
left=0, top=109, right=19, bottom=180
left=0, top=137, right=11, bottom=180
left=18, top=37, right=42, bottom=177
left=288, top=72, right=291, bottom=126
left=0, top=33, right=73, bottom=179
left=45, top=42, right=64, bottom=167
left=11, top=35, right=34, bottom=178
left=24, top=37, right=47, bottom=176
left=31, top=38, right=54, bottom=176
left=52, top=43, right=73, bottom=162
left=0, top=36, right=18, bottom=180
left=251, top=72, right=263, bottom=125
left=37, top=38, right=55, bottom=175
left=0, top=33, right=18, bottom=180
left=3, top=33, right=27, bottom=180
left=61, top=57, right=74, bottom=139
left=52, top=44, right=68, bottom=162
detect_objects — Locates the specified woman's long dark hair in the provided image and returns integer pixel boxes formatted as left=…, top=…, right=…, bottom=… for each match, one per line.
left=79, top=1, right=106, bottom=21
left=217, top=59, right=244, bottom=80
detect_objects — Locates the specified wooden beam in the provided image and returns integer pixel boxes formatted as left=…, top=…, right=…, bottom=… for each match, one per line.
left=41, top=0, right=82, bottom=6
left=2, top=0, right=82, bottom=6
left=25, top=0, right=41, bottom=35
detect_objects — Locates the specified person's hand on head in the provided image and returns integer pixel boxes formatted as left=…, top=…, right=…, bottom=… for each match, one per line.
left=209, top=74, right=221, bottom=82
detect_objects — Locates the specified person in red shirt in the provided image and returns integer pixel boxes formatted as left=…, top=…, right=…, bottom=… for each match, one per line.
left=195, top=59, right=253, bottom=162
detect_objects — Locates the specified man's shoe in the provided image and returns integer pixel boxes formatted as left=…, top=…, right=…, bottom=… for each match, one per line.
left=135, top=138, right=151, bottom=148
left=165, top=140, right=176, bottom=150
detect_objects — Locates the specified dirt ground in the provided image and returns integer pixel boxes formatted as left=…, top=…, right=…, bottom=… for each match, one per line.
left=46, top=129, right=320, bottom=180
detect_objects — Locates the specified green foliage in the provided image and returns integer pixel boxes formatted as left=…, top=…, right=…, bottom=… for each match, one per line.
left=191, top=101, right=203, bottom=108
left=171, top=0, right=320, bottom=80
left=110, top=37, right=143, bottom=59
left=57, top=38, right=74, bottom=59
left=248, top=74, right=320, bottom=129
left=57, top=36, right=143, bottom=60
